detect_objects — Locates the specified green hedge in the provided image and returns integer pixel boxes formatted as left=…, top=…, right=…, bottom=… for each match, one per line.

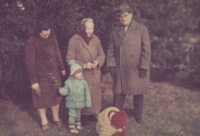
left=1, top=0, right=200, bottom=98
left=140, top=0, right=200, bottom=86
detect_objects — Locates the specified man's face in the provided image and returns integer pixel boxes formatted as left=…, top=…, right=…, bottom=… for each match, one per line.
left=119, top=12, right=132, bottom=27
left=39, top=29, right=51, bottom=39
left=85, top=22, right=94, bottom=37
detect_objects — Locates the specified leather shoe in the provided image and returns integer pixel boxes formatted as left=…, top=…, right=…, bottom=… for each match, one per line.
left=89, top=114, right=97, bottom=123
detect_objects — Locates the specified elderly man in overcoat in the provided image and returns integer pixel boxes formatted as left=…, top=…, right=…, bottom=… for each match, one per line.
left=106, top=3, right=151, bottom=123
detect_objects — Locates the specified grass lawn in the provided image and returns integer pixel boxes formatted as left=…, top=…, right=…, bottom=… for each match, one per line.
left=0, top=74, right=200, bottom=136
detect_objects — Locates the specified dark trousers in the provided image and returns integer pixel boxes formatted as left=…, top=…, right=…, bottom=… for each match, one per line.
left=113, top=94, right=143, bottom=120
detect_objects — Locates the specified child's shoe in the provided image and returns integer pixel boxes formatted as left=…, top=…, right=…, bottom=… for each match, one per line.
left=70, top=128, right=79, bottom=133
left=76, top=125, right=83, bottom=130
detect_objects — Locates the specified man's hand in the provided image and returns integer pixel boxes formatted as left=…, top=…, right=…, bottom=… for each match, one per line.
left=139, top=69, right=147, bottom=78
left=108, top=66, right=117, bottom=79
left=31, top=83, right=41, bottom=97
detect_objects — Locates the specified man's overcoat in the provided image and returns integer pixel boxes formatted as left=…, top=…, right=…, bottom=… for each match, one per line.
left=107, top=20, right=151, bottom=95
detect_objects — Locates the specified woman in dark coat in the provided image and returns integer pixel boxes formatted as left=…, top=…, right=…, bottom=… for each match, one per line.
left=66, top=18, right=105, bottom=125
left=25, top=19, right=66, bottom=130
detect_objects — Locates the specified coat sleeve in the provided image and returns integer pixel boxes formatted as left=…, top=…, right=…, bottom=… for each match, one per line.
left=84, top=81, right=91, bottom=107
left=66, top=39, right=85, bottom=67
left=94, top=38, right=106, bottom=68
left=59, top=81, right=69, bottom=96
left=25, top=38, right=38, bottom=85
left=53, top=34, right=65, bottom=71
left=106, top=33, right=116, bottom=68
left=139, top=26, right=151, bottom=70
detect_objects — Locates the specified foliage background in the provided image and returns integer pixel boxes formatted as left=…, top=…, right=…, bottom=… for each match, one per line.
left=0, top=0, right=200, bottom=99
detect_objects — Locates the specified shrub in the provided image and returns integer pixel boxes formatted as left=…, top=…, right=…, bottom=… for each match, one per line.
left=140, top=0, right=200, bottom=86
left=1, top=0, right=200, bottom=100
left=0, top=0, right=142, bottom=98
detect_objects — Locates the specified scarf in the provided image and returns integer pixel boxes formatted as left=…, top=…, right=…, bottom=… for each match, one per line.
left=76, top=31, right=93, bottom=44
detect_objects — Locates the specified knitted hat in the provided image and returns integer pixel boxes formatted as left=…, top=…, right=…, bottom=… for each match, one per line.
left=68, top=60, right=82, bottom=76
left=110, top=110, right=127, bottom=128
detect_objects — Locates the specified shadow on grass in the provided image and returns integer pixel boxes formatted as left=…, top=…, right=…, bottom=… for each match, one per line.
left=4, top=91, right=70, bottom=129
left=9, top=94, right=41, bottom=126
left=125, top=108, right=134, bottom=117
left=3, top=74, right=71, bottom=128
left=150, top=67, right=200, bottom=91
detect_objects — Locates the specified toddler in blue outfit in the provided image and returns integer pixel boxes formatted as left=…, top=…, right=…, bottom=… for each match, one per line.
left=59, top=60, right=91, bottom=133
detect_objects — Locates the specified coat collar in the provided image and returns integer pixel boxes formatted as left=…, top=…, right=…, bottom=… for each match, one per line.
left=115, top=19, right=137, bottom=31
left=71, top=34, right=95, bottom=59
left=72, top=33, right=96, bottom=40
left=115, top=19, right=137, bottom=45
left=74, top=34, right=88, bottom=48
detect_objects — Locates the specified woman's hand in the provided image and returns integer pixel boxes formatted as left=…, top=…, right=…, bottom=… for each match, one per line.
left=83, top=62, right=93, bottom=69
left=92, top=60, right=98, bottom=68
left=61, top=70, right=66, bottom=76
left=31, top=83, right=41, bottom=97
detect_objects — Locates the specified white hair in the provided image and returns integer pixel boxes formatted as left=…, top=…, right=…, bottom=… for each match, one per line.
left=81, top=18, right=94, bottom=25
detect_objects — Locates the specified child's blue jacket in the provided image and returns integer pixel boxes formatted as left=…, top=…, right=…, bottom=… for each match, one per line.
left=59, top=76, right=91, bottom=109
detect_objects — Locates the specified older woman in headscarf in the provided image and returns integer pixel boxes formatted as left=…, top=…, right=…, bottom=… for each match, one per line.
left=66, top=18, right=105, bottom=125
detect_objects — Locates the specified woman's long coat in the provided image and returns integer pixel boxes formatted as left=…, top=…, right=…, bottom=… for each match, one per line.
left=66, top=34, right=105, bottom=115
left=25, top=33, right=65, bottom=108
left=107, top=20, right=151, bottom=95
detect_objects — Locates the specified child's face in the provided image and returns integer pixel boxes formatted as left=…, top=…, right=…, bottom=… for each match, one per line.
left=74, top=71, right=83, bottom=79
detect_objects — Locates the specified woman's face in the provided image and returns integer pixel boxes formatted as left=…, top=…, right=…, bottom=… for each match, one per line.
left=85, top=22, right=94, bottom=37
left=39, top=29, right=51, bottom=39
